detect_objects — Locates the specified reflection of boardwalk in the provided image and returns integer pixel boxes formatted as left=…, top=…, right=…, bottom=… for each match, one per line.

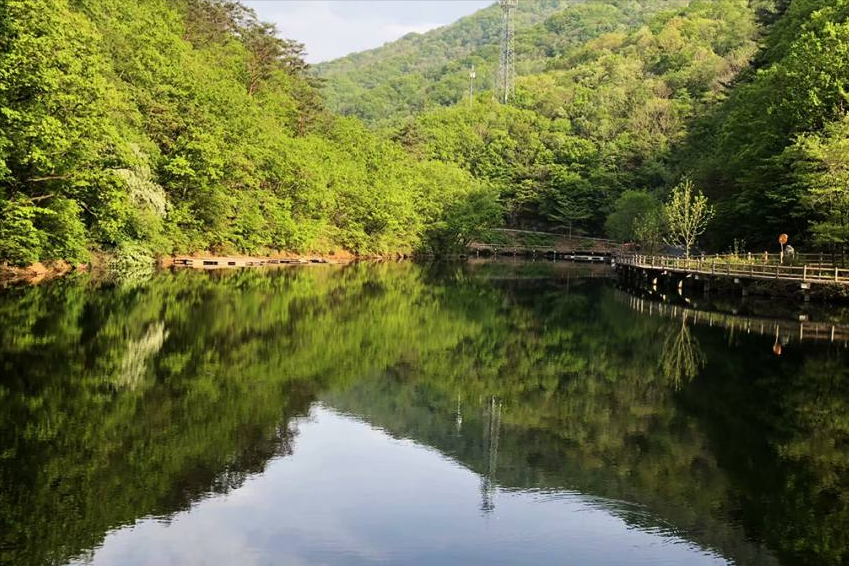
left=623, top=292, right=849, bottom=346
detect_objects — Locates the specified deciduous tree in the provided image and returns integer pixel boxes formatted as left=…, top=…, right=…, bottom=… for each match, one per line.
left=664, top=178, right=714, bottom=258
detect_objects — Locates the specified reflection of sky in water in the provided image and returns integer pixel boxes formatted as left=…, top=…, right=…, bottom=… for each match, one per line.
left=78, top=406, right=728, bottom=566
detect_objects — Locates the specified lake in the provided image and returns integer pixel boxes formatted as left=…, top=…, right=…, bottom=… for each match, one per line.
left=1, top=261, right=847, bottom=566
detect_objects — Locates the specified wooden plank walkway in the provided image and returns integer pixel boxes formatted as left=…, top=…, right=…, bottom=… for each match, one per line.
left=622, top=292, right=849, bottom=346
left=617, top=254, right=849, bottom=286
left=170, top=256, right=332, bottom=269
left=470, top=244, right=612, bottom=263
left=470, top=230, right=626, bottom=263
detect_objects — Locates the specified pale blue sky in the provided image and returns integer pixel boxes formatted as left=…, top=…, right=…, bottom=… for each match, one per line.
left=244, top=1, right=493, bottom=63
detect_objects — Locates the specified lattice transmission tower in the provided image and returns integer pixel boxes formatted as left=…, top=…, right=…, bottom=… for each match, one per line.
left=497, top=0, right=518, bottom=104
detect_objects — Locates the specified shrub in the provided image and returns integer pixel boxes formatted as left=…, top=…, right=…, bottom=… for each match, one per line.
left=0, top=198, right=46, bottom=266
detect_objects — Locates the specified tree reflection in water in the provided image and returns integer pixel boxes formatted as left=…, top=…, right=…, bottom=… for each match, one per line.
left=0, top=262, right=847, bottom=566
left=660, top=313, right=706, bottom=390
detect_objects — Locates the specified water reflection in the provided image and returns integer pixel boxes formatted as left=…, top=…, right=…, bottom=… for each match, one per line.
left=660, top=313, right=706, bottom=389
left=70, top=407, right=731, bottom=566
left=0, top=262, right=847, bottom=566
left=622, top=291, right=849, bottom=351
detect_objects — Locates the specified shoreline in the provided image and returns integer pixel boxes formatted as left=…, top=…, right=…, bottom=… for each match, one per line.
left=0, top=250, right=391, bottom=286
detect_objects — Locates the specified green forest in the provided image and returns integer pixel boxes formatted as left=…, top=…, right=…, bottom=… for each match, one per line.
left=2, top=0, right=849, bottom=266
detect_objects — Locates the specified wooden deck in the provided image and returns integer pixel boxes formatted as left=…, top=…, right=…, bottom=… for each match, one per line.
left=617, top=254, right=849, bottom=286
left=469, top=244, right=612, bottom=263
left=170, top=256, right=333, bottom=269
left=469, top=230, right=625, bottom=263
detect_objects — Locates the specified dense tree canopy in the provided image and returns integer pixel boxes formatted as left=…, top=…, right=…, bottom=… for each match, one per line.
left=392, top=0, right=758, bottom=236
left=683, top=0, right=849, bottom=249
left=3, top=0, right=849, bottom=264
left=322, top=0, right=849, bottom=251
left=0, top=0, right=499, bottom=266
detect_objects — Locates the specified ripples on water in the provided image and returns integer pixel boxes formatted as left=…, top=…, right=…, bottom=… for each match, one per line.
left=1, top=261, right=847, bottom=566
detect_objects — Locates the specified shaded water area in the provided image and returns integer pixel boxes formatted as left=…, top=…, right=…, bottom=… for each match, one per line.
left=1, top=261, right=848, bottom=566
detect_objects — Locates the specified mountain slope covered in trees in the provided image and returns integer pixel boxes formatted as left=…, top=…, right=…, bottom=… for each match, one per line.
left=685, top=0, right=849, bottom=248
left=2, top=0, right=848, bottom=267
left=0, top=0, right=498, bottom=268
left=315, top=0, right=693, bottom=125
left=320, top=0, right=849, bottom=251
left=392, top=0, right=760, bottom=235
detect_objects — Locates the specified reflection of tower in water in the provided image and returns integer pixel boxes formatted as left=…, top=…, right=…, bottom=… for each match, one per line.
left=480, top=397, right=502, bottom=513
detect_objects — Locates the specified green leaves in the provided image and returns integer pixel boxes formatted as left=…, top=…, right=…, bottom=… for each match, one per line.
left=0, top=0, right=491, bottom=263
left=0, top=198, right=46, bottom=266
left=788, top=115, right=849, bottom=247
left=687, top=0, right=849, bottom=248
left=391, top=1, right=757, bottom=239
left=664, top=177, right=714, bottom=257
left=4, top=0, right=838, bottom=262
left=605, top=190, right=660, bottom=242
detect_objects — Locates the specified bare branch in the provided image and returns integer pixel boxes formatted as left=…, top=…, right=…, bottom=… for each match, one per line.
left=27, top=175, right=70, bottom=183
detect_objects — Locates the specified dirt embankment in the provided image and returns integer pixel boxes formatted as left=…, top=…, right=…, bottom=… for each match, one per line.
left=0, top=260, right=83, bottom=285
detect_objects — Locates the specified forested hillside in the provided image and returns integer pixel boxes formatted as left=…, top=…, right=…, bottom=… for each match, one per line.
left=685, top=0, right=849, bottom=248
left=394, top=0, right=760, bottom=236
left=2, top=0, right=848, bottom=267
left=315, top=0, right=570, bottom=123
left=316, top=0, right=692, bottom=125
left=0, top=0, right=498, bottom=268
left=320, top=0, right=849, bottom=250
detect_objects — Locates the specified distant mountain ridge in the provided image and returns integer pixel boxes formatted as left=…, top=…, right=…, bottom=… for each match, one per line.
left=314, top=0, right=571, bottom=123
left=315, top=0, right=690, bottom=124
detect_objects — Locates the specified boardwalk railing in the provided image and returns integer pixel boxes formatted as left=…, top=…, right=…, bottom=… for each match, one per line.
left=470, top=243, right=612, bottom=260
left=684, top=251, right=848, bottom=268
left=489, top=228, right=619, bottom=246
left=618, top=254, right=849, bottom=285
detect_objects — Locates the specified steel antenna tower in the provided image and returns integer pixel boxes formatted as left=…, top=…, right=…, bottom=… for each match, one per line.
left=469, top=66, right=476, bottom=107
left=497, top=0, right=518, bottom=104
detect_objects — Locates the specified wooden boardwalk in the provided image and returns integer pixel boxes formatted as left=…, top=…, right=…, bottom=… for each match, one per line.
left=470, top=231, right=624, bottom=263
left=469, top=244, right=612, bottom=263
left=169, top=256, right=333, bottom=269
left=621, top=292, right=849, bottom=346
left=617, top=254, right=849, bottom=287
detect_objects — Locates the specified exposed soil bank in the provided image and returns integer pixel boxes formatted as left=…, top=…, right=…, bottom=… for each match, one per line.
left=0, top=260, right=82, bottom=285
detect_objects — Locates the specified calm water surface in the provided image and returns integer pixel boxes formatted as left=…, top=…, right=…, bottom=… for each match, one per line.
left=1, top=262, right=847, bottom=566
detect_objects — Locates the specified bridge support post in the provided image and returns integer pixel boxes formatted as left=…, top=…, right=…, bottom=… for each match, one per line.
left=801, top=282, right=812, bottom=303
left=733, top=278, right=750, bottom=298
